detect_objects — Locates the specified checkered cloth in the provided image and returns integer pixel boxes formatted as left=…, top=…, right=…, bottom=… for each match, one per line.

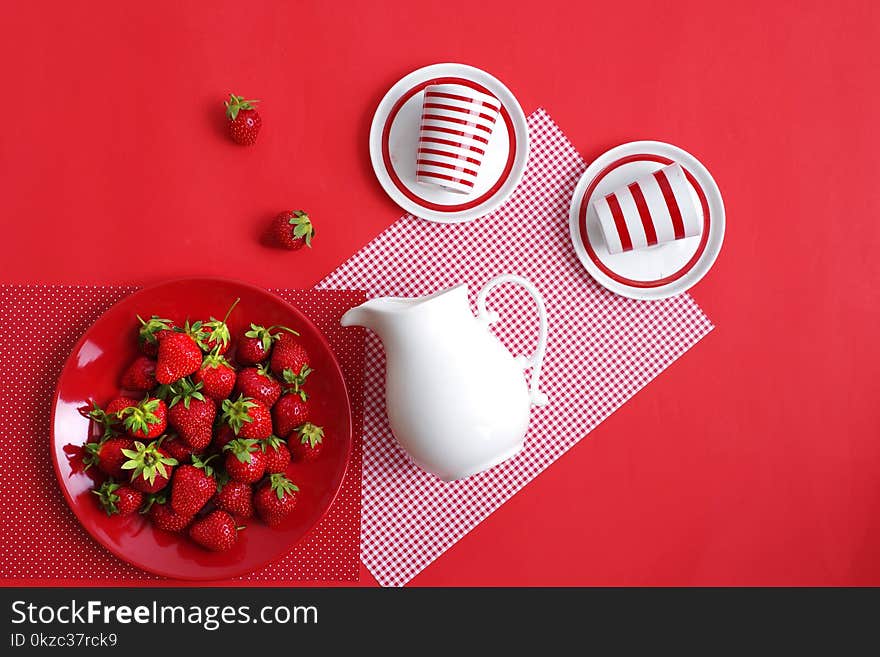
left=318, top=108, right=714, bottom=587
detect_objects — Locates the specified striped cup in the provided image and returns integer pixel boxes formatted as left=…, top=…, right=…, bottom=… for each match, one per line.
left=416, top=83, right=502, bottom=194
left=593, top=163, right=702, bottom=254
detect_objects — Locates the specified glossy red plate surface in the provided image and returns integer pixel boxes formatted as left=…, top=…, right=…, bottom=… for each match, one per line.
left=50, top=278, right=353, bottom=580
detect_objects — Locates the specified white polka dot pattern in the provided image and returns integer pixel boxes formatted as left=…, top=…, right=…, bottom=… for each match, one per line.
left=0, top=286, right=364, bottom=582
left=317, top=108, right=715, bottom=587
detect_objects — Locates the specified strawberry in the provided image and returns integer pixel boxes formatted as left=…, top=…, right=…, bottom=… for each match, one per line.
left=236, top=324, right=299, bottom=366
left=213, top=477, right=254, bottom=519
left=81, top=400, right=121, bottom=439
left=121, top=441, right=178, bottom=493
left=145, top=495, right=192, bottom=533
left=290, top=422, right=324, bottom=462
left=168, top=379, right=216, bottom=450
left=155, top=330, right=202, bottom=384
left=93, top=480, right=143, bottom=516
left=83, top=436, right=135, bottom=478
left=199, top=298, right=239, bottom=355
left=212, top=424, right=237, bottom=453
left=137, top=315, right=174, bottom=357
left=170, top=454, right=217, bottom=516
left=160, top=433, right=196, bottom=464
left=262, top=435, right=290, bottom=473
left=119, top=396, right=167, bottom=440
left=254, top=473, right=299, bottom=527
left=272, top=392, right=310, bottom=439
left=106, top=396, right=139, bottom=418
left=233, top=365, right=281, bottom=408
left=225, top=94, right=261, bottom=146
left=221, top=395, right=273, bottom=439
left=190, top=509, right=241, bottom=552
left=193, top=352, right=236, bottom=401
left=223, top=438, right=266, bottom=483
left=120, top=355, right=157, bottom=391
left=280, top=364, right=312, bottom=393
left=270, top=210, right=315, bottom=250
left=270, top=333, right=310, bottom=378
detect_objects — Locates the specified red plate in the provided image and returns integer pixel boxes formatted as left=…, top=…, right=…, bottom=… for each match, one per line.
left=50, top=278, right=353, bottom=580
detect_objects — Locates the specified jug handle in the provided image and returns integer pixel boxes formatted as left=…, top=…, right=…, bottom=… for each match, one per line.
left=476, top=274, right=549, bottom=407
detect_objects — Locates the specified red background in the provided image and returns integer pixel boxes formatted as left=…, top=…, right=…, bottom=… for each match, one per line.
left=1, top=0, right=878, bottom=586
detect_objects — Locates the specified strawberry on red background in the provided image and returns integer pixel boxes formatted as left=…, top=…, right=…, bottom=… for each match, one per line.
left=170, top=454, right=217, bottom=517
left=222, top=395, right=273, bottom=440
left=223, top=438, right=266, bottom=483
left=189, top=509, right=241, bottom=552
left=193, top=352, right=236, bottom=401
left=81, top=400, right=121, bottom=439
left=200, top=298, right=239, bottom=355
left=168, top=379, right=216, bottom=450
left=272, top=392, right=310, bottom=439
left=120, top=355, right=157, bottom=391
left=233, top=365, right=281, bottom=408
left=121, top=440, right=178, bottom=493
left=236, top=323, right=299, bottom=366
left=106, top=396, right=139, bottom=418
left=93, top=480, right=143, bottom=516
left=137, top=315, right=174, bottom=357
left=262, top=435, right=290, bottom=473
left=212, top=424, right=236, bottom=453
left=145, top=495, right=192, bottom=533
left=119, top=396, right=167, bottom=440
left=270, top=332, right=310, bottom=378
left=225, top=94, right=261, bottom=146
left=269, top=210, right=315, bottom=250
left=160, top=433, right=196, bottom=464
left=291, top=422, right=324, bottom=462
left=155, top=330, right=202, bottom=384
left=213, top=477, right=254, bottom=519
left=83, top=436, right=135, bottom=479
left=254, top=473, right=299, bottom=527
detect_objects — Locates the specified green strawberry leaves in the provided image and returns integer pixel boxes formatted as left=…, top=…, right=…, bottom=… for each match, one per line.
left=224, top=438, right=260, bottom=463
left=121, top=441, right=178, bottom=485
left=225, top=93, right=259, bottom=121
left=281, top=365, right=313, bottom=400
left=287, top=210, right=315, bottom=247
left=295, top=422, right=324, bottom=448
left=169, top=378, right=206, bottom=409
left=268, top=473, right=299, bottom=500
left=221, top=395, right=258, bottom=434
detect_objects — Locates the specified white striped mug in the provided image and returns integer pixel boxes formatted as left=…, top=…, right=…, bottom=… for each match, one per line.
left=416, top=83, right=502, bottom=194
left=593, top=163, right=702, bottom=254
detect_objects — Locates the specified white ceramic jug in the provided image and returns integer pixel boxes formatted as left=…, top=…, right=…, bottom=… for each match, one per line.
left=340, top=274, right=548, bottom=481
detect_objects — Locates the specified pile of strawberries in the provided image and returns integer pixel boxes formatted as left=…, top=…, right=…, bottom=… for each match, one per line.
left=81, top=299, right=326, bottom=552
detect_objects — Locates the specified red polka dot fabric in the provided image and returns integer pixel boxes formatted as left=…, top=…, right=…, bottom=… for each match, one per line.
left=0, top=285, right=364, bottom=583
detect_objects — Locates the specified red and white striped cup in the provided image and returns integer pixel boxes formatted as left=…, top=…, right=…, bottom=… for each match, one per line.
left=593, top=163, right=702, bottom=254
left=416, top=83, right=502, bottom=194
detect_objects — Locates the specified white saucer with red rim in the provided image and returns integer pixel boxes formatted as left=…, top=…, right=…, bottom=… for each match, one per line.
left=568, top=141, right=725, bottom=300
left=369, top=63, right=530, bottom=224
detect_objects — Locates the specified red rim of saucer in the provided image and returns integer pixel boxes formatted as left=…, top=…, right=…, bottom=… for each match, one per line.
left=381, top=76, right=518, bottom=212
left=577, top=154, right=712, bottom=288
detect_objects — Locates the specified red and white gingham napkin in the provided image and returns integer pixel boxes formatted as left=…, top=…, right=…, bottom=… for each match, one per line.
left=318, top=108, right=714, bottom=587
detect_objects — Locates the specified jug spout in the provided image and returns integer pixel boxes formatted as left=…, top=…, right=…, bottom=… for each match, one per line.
left=340, top=297, right=400, bottom=331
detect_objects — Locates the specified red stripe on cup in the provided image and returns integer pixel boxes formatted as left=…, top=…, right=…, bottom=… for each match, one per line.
left=607, top=194, right=633, bottom=252
left=418, top=125, right=490, bottom=145
left=416, top=171, right=475, bottom=187
left=627, top=182, right=658, bottom=246
left=421, top=113, right=493, bottom=134
left=416, top=159, right=479, bottom=177
left=417, top=147, right=482, bottom=166
left=424, top=91, right=500, bottom=110
left=418, top=136, right=486, bottom=155
left=422, top=102, right=497, bottom=123
left=653, top=168, right=685, bottom=240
